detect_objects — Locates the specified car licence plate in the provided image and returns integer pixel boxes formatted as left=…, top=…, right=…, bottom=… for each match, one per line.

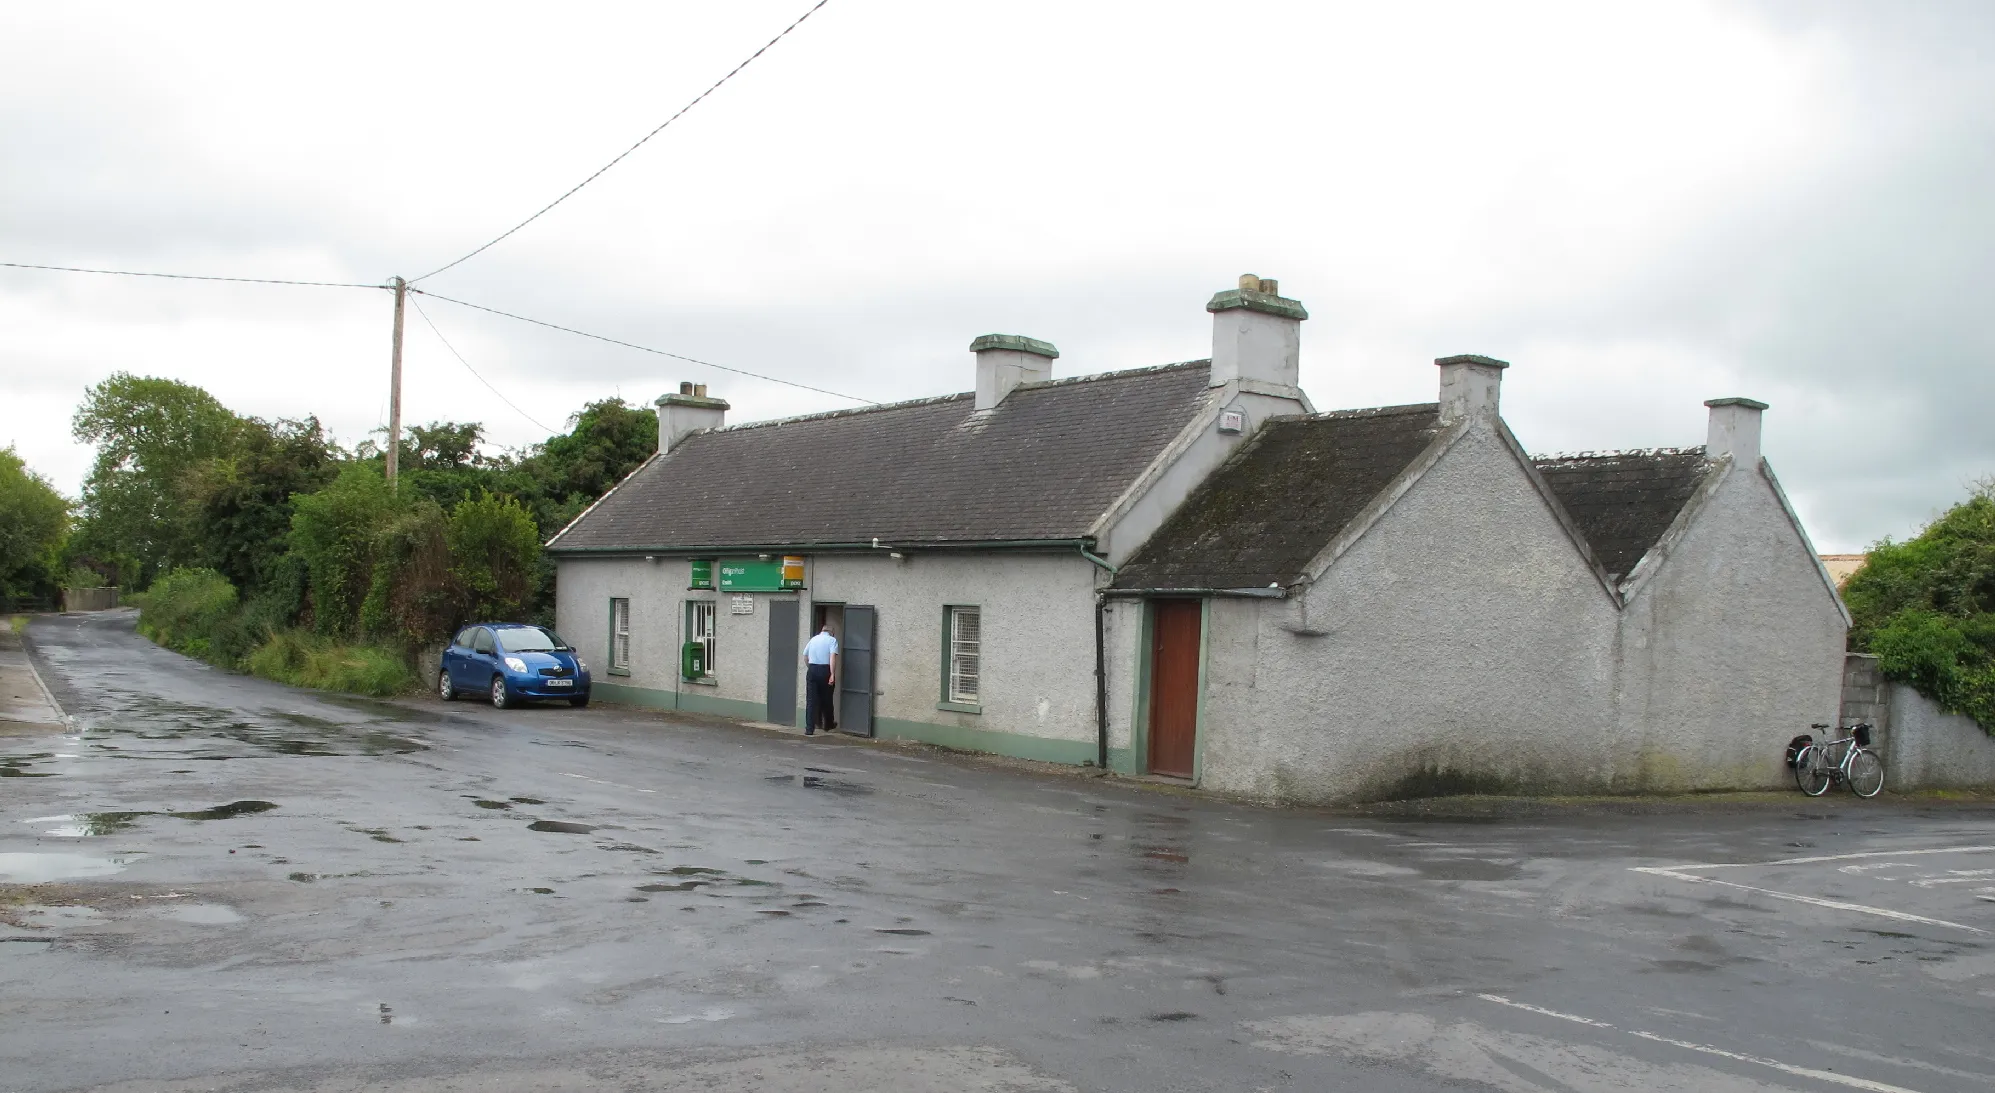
left=547, top=678, right=573, bottom=688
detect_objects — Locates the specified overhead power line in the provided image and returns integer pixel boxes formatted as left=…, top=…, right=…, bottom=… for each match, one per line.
left=0, top=260, right=383, bottom=290
left=409, top=0, right=833, bottom=284
left=411, top=288, right=871, bottom=405
left=409, top=296, right=559, bottom=435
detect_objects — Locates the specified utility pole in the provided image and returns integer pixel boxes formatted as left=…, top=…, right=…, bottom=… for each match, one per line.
left=386, top=276, right=406, bottom=489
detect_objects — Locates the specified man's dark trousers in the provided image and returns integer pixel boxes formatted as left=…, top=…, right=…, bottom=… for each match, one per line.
left=805, top=663, right=834, bottom=734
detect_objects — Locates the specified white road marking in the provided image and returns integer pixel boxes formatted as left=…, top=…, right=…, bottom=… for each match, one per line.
left=1687, top=845, right=1995, bottom=870
left=1908, top=870, right=1995, bottom=887
left=1477, top=993, right=1933, bottom=1093
left=1631, top=866, right=1987, bottom=934
left=559, top=772, right=655, bottom=793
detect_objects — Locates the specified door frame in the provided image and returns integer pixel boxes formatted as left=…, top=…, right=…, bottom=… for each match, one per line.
left=1133, top=597, right=1209, bottom=780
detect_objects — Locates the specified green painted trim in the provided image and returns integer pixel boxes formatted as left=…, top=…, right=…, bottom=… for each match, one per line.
left=938, top=603, right=982, bottom=710
left=1435, top=353, right=1510, bottom=370
left=606, top=596, right=631, bottom=676
left=583, top=685, right=1115, bottom=769
left=594, top=679, right=763, bottom=721
left=968, top=333, right=1059, bottom=359
left=656, top=392, right=731, bottom=409
left=1192, top=598, right=1211, bottom=785
left=593, top=679, right=674, bottom=710
left=874, top=715, right=1095, bottom=766
left=1127, top=602, right=1155, bottom=775
left=1205, top=288, right=1308, bottom=321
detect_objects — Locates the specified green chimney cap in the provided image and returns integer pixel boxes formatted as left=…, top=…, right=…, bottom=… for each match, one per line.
left=969, top=334, right=1059, bottom=359
left=1205, top=289, right=1309, bottom=321
left=1435, top=354, right=1510, bottom=369
left=1704, top=397, right=1769, bottom=410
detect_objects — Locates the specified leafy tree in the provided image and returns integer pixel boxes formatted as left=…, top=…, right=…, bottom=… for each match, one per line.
left=1845, top=483, right=1995, bottom=732
left=72, top=373, right=249, bottom=584
left=507, top=398, right=657, bottom=536
left=288, top=463, right=401, bottom=636
left=0, top=447, right=70, bottom=603
left=359, top=499, right=459, bottom=645
left=185, top=416, right=340, bottom=593
left=446, top=491, right=541, bottom=623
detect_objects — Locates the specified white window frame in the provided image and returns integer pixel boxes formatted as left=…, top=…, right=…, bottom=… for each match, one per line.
left=945, top=605, right=981, bottom=706
left=609, top=598, right=631, bottom=674
left=689, top=600, right=717, bottom=677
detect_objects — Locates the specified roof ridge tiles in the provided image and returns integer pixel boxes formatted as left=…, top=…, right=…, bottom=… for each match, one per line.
left=1531, top=446, right=1708, bottom=464
left=709, top=359, right=1212, bottom=436
left=1307, top=402, right=1441, bottom=421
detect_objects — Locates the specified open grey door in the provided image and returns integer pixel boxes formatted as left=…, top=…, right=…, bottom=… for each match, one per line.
left=765, top=598, right=799, bottom=727
left=837, top=605, right=875, bottom=737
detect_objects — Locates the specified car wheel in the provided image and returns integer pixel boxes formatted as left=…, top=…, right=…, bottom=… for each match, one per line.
left=490, top=676, right=510, bottom=709
left=438, top=670, right=456, bottom=701
left=569, top=694, right=589, bottom=708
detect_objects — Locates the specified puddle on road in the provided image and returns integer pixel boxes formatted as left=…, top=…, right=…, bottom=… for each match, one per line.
left=1, top=752, right=59, bottom=777
left=509, top=797, right=544, bottom=805
left=25, top=812, right=145, bottom=837
left=470, top=799, right=512, bottom=810
left=172, top=800, right=277, bottom=821
left=157, top=903, right=243, bottom=925
left=764, top=773, right=874, bottom=795
left=20, top=802, right=275, bottom=837
left=527, top=820, right=595, bottom=834
left=0, top=851, right=132, bottom=882
left=59, top=693, right=428, bottom=763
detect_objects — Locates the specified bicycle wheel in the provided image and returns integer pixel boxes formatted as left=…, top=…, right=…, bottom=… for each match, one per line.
left=1847, top=749, right=1884, bottom=798
left=1794, top=746, right=1832, bottom=796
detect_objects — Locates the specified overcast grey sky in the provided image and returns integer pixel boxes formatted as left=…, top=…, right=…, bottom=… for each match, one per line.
left=3, top=1, right=1989, bottom=552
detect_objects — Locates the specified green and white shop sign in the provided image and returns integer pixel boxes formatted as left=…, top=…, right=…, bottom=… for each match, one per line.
left=702, top=556, right=804, bottom=592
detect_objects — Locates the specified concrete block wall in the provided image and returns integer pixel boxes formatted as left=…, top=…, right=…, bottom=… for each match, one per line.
left=1840, top=652, right=1995, bottom=790
left=1839, top=654, right=1891, bottom=736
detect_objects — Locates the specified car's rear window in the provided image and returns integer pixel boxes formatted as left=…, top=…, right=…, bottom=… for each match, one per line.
left=497, top=627, right=566, bottom=652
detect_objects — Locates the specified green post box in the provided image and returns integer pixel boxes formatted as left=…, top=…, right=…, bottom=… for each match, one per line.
left=681, top=641, right=706, bottom=681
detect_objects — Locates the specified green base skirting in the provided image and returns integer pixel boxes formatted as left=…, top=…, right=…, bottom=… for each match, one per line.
left=874, top=715, right=1107, bottom=767
left=593, top=680, right=766, bottom=722
left=591, top=682, right=1133, bottom=770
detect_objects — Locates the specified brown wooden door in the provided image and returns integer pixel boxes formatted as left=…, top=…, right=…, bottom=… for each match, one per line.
left=1147, top=599, right=1202, bottom=778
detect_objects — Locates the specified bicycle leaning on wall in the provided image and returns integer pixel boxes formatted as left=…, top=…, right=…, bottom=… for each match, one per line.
left=1784, top=723, right=1885, bottom=798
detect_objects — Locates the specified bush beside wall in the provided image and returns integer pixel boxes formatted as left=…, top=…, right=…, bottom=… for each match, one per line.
left=135, top=567, right=415, bottom=697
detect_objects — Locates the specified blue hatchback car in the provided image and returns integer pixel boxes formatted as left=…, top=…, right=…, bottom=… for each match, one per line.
left=439, top=623, right=591, bottom=709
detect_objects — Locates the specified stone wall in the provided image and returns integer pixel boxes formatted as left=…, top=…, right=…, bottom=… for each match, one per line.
left=1840, top=653, right=1995, bottom=790
left=61, top=587, right=119, bottom=612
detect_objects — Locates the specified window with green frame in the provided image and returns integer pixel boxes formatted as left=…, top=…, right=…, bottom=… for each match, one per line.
left=943, top=605, right=981, bottom=707
left=609, top=598, right=630, bottom=674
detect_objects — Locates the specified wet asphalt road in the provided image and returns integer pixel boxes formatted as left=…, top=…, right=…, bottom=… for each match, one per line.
left=5, top=612, right=1995, bottom=1092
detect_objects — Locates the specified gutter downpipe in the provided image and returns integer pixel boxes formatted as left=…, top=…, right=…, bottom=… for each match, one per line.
left=1079, top=545, right=1116, bottom=772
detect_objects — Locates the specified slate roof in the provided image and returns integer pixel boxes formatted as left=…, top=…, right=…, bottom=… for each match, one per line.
left=547, top=362, right=1215, bottom=552
left=1111, top=404, right=1446, bottom=591
left=1532, top=448, right=1714, bottom=580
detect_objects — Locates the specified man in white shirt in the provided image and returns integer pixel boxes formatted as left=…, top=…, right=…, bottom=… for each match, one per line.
left=802, top=623, right=838, bottom=736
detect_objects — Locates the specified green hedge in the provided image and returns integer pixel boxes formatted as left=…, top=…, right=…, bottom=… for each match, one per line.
left=1846, top=491, right=1995, bottom=733
left=135, top=566, right=415, bottom=697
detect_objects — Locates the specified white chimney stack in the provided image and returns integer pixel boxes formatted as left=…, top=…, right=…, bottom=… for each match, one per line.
left=971, top=334, right=1058, bottom=411
left=656, top=382, right=729, bottom=453
left=1704, top=397, right=1768, bottom=463
left=1207, top=274, right=1307, bottom=389
left=1435, top=354, right=1509, bottom=423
